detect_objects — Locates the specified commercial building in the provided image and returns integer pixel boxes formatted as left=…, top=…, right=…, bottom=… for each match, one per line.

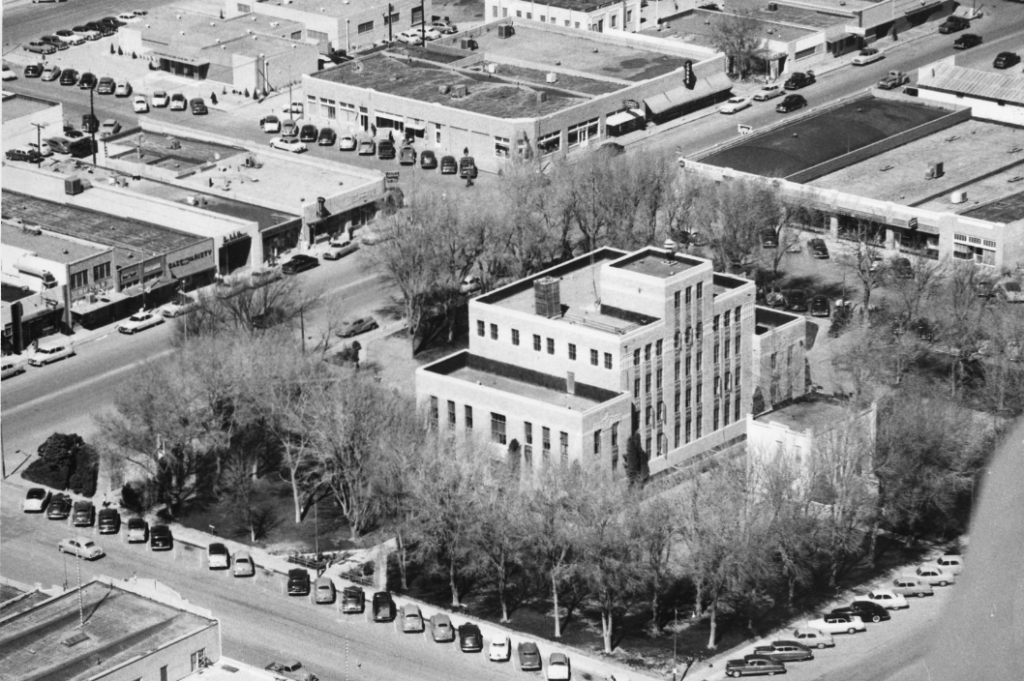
left=118, top=8, right=319, bottom=92
left=417, top=246, right=807, bottom=475
left=303, top=20, right=726, bottom=173
left=0, top=576, right=220, bottom=681
left=916, top=55, right=1024, bottom=128
left=485, top=0, right=642, bottom=34
left=2, top=92, right=64, bottom=154
left=224, top=0, right=435, bottom=56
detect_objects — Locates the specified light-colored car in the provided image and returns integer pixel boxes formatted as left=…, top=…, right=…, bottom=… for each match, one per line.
left=488, top=635, right=512, bottom=662
left=118, top=310, right=164, bottom=334
left=315, top=576, right=337, bottom=604
left=41, top=65, right=62, bottom=81
left=429, top=613, right=455, bottom=642
left=233, top=551, right=255, bottom=577
left=752, top=84, right=783, bottom=101
left=932, top=554, right=964, bottom=575
left=117, top=12, right=141, bottom=23
left=133, top=95, right=149, bottom=113
left=23, top=487, right=52, bottom=512
left=98, top=119, right=122, bottom=139
left=994, top=279, right=1023, bottom=303
left=855, top=589, right=908, bottom=610
left=160, top=299, right=198, bottom=318
left=262, top=114, right=282, bottom=133
left=269, top=137, right=307, bottom=153
left=115, top=81, right=133, bottom=97
left=152, top=90, right=169, bottom=107
left=357, top=139, right=376, bottom=155
left=547, top=653, right=571, bottom=681
left=28, top=141, right=53, bottom=157
left=719, top=96, right=752, bottom=114
left=338, top=134, right=357, bottom=151
left=396, top=28, right=424, bottom=45
left=420, top=26, right=443, bottom=41
left=852, top=48, right=884, bottom=66
left=55, top=31, right=86, bottom=45
left=337, top=317, right=379, bottom=338
left=2, top=358, right=28, bottom=379
left=2, top=65, right=17, bottom=81
left=401, top=603, right=424, bottom=632
left=892, top=576, right=934, bottom=598
left=913, top=565, right=956, bottom=586
left=790, top=627, right=834, bottom=648
left=806, top=613, right=866, bottom=635
left=58, top=536, right=105, bottom=560
left=170, top=93, right=187, bottom=110
left=430, top=20, right=458, bottom=34
left=208, top=542, right=230, bottom=569
left=28, top=338, right=75, bottom=366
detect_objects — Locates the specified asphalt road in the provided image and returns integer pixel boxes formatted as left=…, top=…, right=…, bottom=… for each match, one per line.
left=2, top=0, right=181, bottom=51
left=0, top=483, right=543, bottom=681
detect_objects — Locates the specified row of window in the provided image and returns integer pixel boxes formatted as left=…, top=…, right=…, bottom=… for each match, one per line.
left=69, top=262, right=112, bottom=290
left=476, top=320, right=615, bottom=369
left=428, top=398, right=573, bottom=463
left=496, top=7, right=633, bottom=26
left=642, top=391, right=743, bottom=456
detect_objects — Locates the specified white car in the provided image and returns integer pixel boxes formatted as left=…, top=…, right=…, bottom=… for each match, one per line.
left=270, top=137, right=307, bottom=153
left=151, top=90, right=169, bottom=108
left=23, top=487, right=51, bottom=512
left=933, top=554, right=964, bottom=575
left=28, top=338, right=75, bottom=366
left=262, top=114, right=282, bottom=133
left=752, top=84, right=783, bottom=101
left=913, top=565, right=956, bottom=586
left=2, top=65, right=17, bottom=81
left=2, top=358, right=28, bottom=379
left=115, top=82, right=133, bottom=97
left=338, top=134, right=357, bottom=151
left=58, top=537, right=105, bottom=560
left=806, top=613, right=866, bottom=635
left=117, top=310, right=164, bottom=334
left=430, top=21, right=458, bottom=34
left=170, top=93, right=188, bottom=111
left=233, top=551, right=255, bottom=577
left=891, top=576, right=934, bottom=598
left=41, top=65, right=61, bottom=81
left=719, top=96, right=751, bottom=114
left=55, top=31, right=86, bottom=46
left=396, top=29, right=424, bottom=45
left=852, top=48, right=884, bottom=66
left=488, top=635, right=512, bottom=662
left=547, top=653, right=571, bottom=681
left=855, top=589, right=908, bottom=610
left=420, top=26, right=443, bottom=41
left=994, top=279, right=1024, bottom=303
left=133, top=95, right=149, bottom=113
left=117, top=12, right=141, bottom=23
left=160, top=299, right=198, bottom=318
left=28, top=141, right=53, bottom=157
left=790, top=627, right=834, bottom=648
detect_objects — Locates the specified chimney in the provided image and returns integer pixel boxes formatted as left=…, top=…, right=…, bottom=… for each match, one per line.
left=534, top=277, right=561, bottom=317
left=566, top=371, right=575, bottom=396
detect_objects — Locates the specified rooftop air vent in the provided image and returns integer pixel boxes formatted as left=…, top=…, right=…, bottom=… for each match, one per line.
left=534, top=277, right=561, bottom=318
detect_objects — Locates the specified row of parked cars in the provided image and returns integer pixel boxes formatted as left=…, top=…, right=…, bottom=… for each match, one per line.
left=725, top=557, right=963, bottom=677
left=23, top=11, right=145, bottom=54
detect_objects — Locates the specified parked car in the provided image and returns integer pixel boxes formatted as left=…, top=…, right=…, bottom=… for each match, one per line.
left=953, top=33, right=982, bottom=50
left=98, top=119, right=122, bottom=139
left=913, top=564, right=955, bottom=586
left=323, top=239, right=358, bottom=260
left=806, top=613, right=866, bottom=634
left=785, top=71, right=815, bottom=89
left=517, top=641, right=543, bottom=670
left=281, top=120, right=300, bottom=138
left=993, top=52, right=1020, bottom=69
left=892, top=256, right=913, bottom=279
left=39, top=37, right=68, bottom=50
left=357, top=139, right=376, bottom=156
left=488, top=635, right=512, bottom=662
left=458, top=623, right=483, bottom=652
left=318, top=127, right=336, bottom=146
left=892, top=576, right=934, bottom=598
left=856, top=589, right=909, bottom=610
left=72, top=26, right=101, bottom=41
left=5, top=148, right=43, bottom=163
left=396, top=28, right=424, bottom=45
left=995, top=279, right=1024, bottom=303
left=24, top=63, right=44, bottom=78
left=262, top=114, right=282, bottom=133
left=190, top=98, right=208, bottom=115
left=401, top=604, right=424, bottom=632
left=48, top=494, right=72, bottom=519
left=28, top=338, right=75, bottom=366
left=299, top=124, right=318, bottom=143
left=25, top=42, right=57, bottom=55
left=96, top=76, right=116, bottom=94
left=98, top=508, right=121, bottom=534
left=2, top=358, right=28, bottom=379
left=378, top=139, right=396, bottom=159
left=287, top=568, right=311, bottom=595
left=761, top=229, right=778, bottom=248
left=338, top=134, right=357, bottom=151
left=337, top=317, right=378, bottom=338
left=790, top=627, right=834, bottom=648
left=429, top=613, right=454, bottom=641
left=23, top=488, right=51, bottom=512
left=440, top=155, right=458, bottom=174
left=3, top=65, right=18, bottom=81
left=934, top=554, right=964, bottom=575
left=55, top=30, right=86, bottom=45
left=315, top=576, right=336, bottom=604
left=831, top=600, right=891, bottom=623
left=133, top=95, right=149, bottom=113
left=264, top=661, right=318, bottom=681
left=399, top=146, right=417, bottom=165
left=233, top=551, right=255, bottom=577
left=269, top=137, right=308, bottom=153
left=786, top=289, right=808, bottom=312
left=115, top=81, right=132, bottom=97
left=160, top=298, right=198, bottom=318
left=41, top=65, right=62, bottom=81
left=126, top=517, right=148, bottom=542
left=431, top=20, right=459, bottom=34
left=776, top=94, right=807, bottom=113
left=170, top=93, right=188, bottom=110
left=725, top=655, right=786, bottom=678
left=877, top=70, right=910, bottom=90
left=547, top=653, right=571, bottom=680
left=208, top=543, right=230, bottom=569
left=853, top=48, right=884, bottom=66
left=808, top=238, right=829, bottom=259
left=752, top=84, right=783, bottom=101
left=372, top=591, right=396, bottom=621
left=342, top=586, right=365, bottom=613
left=281, top=254, right=318, bottom=274
left=58, top=537, right=105, bottom=560
left=78, top=72, right=97, bottom=89
left=72, top=500, right=95, bottom=526
left=810, top=295, right=830, bottom=317
left=752, top=640, right=813, bottom=662
left=117, top=310, right=164, bottom=334
left=420, top=149, right=438, bottom=169
left=59, top=69, right=78, bottom=86
left=719, top=96, right=752, bottom=114
left=459, top=156, right=478, bottom=179
left=938, top=15, right=970, bottom=34
left=150, top=524, right=174, bottom=550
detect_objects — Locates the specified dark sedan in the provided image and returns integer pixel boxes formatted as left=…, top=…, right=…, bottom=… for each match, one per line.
left=372, top=591, right=396, bottom=622
left=378, top=140, right=396, bottom=160
left=776, top=94, right=807, bottom=113
left=808, top=238, right=830, bottom=259
left=190, top=98, right=208, bottom=115
left=994, top=52, right=1020, bottom=69
left=150, top=524, right=174, bottom=551
left=752, top=640, right=814, bottom=662
left=281, top=254, right=318, bottom=274
left=40, top=36, right=69, bottom=51
left=420, top=149, right=438, bottom=169
left=458, top=623, right=483, bottom=652
left=59, top=69, right=79, bottom=85
left=953, top=33, right=982, bottom=50
left=47, top=494, right=72, bottom=520
left=440, top=155, right=458, bottom=174
left=24, top=63, right=44, bottom=78
left=831, top=601, right=891, bottom=623
left=517, top=641, right=543, bottom=671
left=785, top=290, right=808, bottom=312
left=98, top=507, right=121, bottom=534
left=317, top=127, right=336, bottom=146
left=299, top=124, right=318, bottom=143
left=78, top=72, right=97, bottom=89
left=809, top=295, right=830, bottom=318
left=96, top=77, right=116, bottom=94
left=342, top=586, right=365, bottom=613
left=399, top=146, right=417, bottom=165
left=6, top=148, right=43, bottom=163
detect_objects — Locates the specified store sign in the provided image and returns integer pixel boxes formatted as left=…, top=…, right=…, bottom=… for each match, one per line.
left=385, top=171, right=401, bottom=185
left=167, top=243, right=215, bottom=278
left=119, top=266, right=141, bottom=287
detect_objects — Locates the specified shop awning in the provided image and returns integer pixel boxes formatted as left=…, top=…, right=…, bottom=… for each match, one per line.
left=148, top=50, right=210, bottom=66
left=644, top=72, right=732, bottom=116
left=404, top=122, right=425, bottom=131
left=605, top=109, right=643, bottom=127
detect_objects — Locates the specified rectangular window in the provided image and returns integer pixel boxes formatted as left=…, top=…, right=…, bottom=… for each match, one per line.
left=725, top=339, right=731, bottom=359
left=634, top=378, right=641, bottom=398
left=674, top=331, right=681, bottom=350
left=411, top=5, right=422, bottom=23
left=534, top=334, right=542, bottom=351
left=735, top=333, right=741, bottom=353
left=542, top=427, right=551, bottom=458
left=70, top=270, right=88, bottom=289
left=291, top=30, right=302, bottom=40
left=656, top=369, right=663, bottom=390
left=674, top=360, right=681, bottom=382
left=516, top=10, right=522, bottom=18
left=526, top=12, right=532, bottom=19
left=685, top=286, right=692, bottom=304
left=674, top=421, right=680, bottom=448
left=560, top=432, right=569, bottom=461
left=357, top=20, right=374, bottom=34
left=320, top=97, right=336, bottom=119
left=93, top=262, right=110, bottom=281
left=713, top=315, right=720, bottom=332
left=735, top=395, right=742, bottom=421
left=465, top=405, right=473, bottom=430
left=696, top=322, right=703, bottom=340
left=490, top=323, right=498, bottom=340
left=308, top=29, right=328, bottom=42
left=685, top=355, right=692, bottom=377
left=645, top=373, right=652, bottom=394
left=714, top=376, right=721, bottom=396
left=493, top=6, right=498, bottom=17
left=547, top=338, right=555, bottom=355
left=590, top=349, right=599, bottom=366
left=714, top=343, right=720, bottom=365
left=724, top=398, right=731, bottom=426
left=633, top=348, right=640, bottom=366
left=575, top=21, right=581, bottom=28
left=525, top=422, right=533, bottom=445
left=723, top=309, right=730, bottom=327
left=645, top=406, right=652, bottom=425
left=685, top=419, right=692, bottom=443
left=771, top=352, right=777, bottom=370
left=696, top=385, right=703, bottom=403
left=383, top=11, right=399, bottom=24
left=569, top=343, right=577, bottom=360
left=725, top=371, right=731, bottom=391
left=539, top=15, right=545, bottom=22
left=477, top=320, right=485, bottom=337
left=567, top=118, right=600, bottom=147
left=495, top=136, right=510, bottom=158
left=512, top=329, right=520, bottom=346
left=685, top=326, right=692, bottom=345
left=656, top=339, right=663, bottom=356
left=538, top=131, right=561, bottom=156
left=696, top=282, right=703, bottom=299
left=161, top=666, right=168, bottom=681
left=491, top=413, right=507, bottom=445
left=611, top=423, right=619, bottom=449
left=714, top=404, right=720, bottom=431
left=645, top=344, right=652, bottom=361
left=696, top=351, right=703, bottom=369
left=604, top=352, right=613, bottom=369
left=447, top=400, right=456, bottom=428
left=696, top=418, right=702, bottom=439
left=429, top=396, right=438, bottom=428
left=686, top=389, right=692, bottom=408
left=674, top=290, right=681, bottom=310
left=610, top=15, right=617, bottom=28
left=735, top=306, right=742, bottom=325
left=593, top=429, right=602, bottom=456
left=675, top=389, right=681, bottom=414
left=237, top=3, right=251, bottom=12
left=565, top=19, right=570, bottom=26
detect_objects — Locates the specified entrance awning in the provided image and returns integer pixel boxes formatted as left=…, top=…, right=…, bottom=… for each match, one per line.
left=605, top=109, right=643, bottom=127
left=148, top=51, right=210, bottom=66
left=644, top=72, right=732, bottom=116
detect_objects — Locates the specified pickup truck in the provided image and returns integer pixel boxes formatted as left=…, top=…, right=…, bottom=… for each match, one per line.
left=877, top=70, right=910, bottom=90
left=265, top=661, right=318, bottom=681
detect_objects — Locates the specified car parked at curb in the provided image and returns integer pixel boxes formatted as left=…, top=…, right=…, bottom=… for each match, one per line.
left=809, top=238, right=830, bottom=259
left=913, top=565, right=956, bottom=586
left=315, top=576, right=336, bottom=604
left=378, top=139, right=396, bottom=159
left=55, top=30, right=86, bottom=45
left=810, top=295, right=830, bottom=317
left=133, top=95, right=149, bottom=113
left=59, top=69, right=78, bottom=86
left=852, top=48, right=884, bottom=66
left=318, top=127, right=336, bottom=146
left=752, top=640, right=813, bottom=662
left=299, top=124, right=318, bottom=143
left=831, top=600, right=891, bottom=623
left=420, top=149, right=438, bottom=169
left=776, top=94, right=807, bottom=113
left=48, top=494, right=72, bottom=519
left=401, top=604, right=424, bottom=632
left=41, top=65, right=62, bottom=81
left=725, top=655, right=786, bottom=678
left=357, top=139, right=376, bottom=156
left=933, top=554, right=964, bottom=575
left=953, top=33, right=982, bottom=50
left=784, top=71, right=815, bottom=90
left=517, top=641, right=543, bottom=670
left=342, top=586, right=365, bottom=613
left=440, top=155, right=458, bottom=174
left=24, top=63, right=44, bottom=78
left=339, top=134, right=357, bottom=151
left=98, top=119, right=122, bottom=139
left=790, top=627, right=834, bottom=648
left=78, top=72, right=97, bottom=89
left=994, top=51, right=1020, bottom=69
left=29, top=338, right=75, bottom=366
left=96, top=76, right=116, bottom=94
left=58, top=537, right=105, bottom=560
left=807, top=613, right=866, bottom=634
left=458, top=623, right=483, bottom=652
left=856, top=588, right=909, bottom=610
left=337, top=317, right=378, bottom=338
left=118, top=309, right=163, bottom=334
left=98, top=507, right=121, bottom=534
left=488, top=635, right=512, bottom=661
left=786, top=289, right=808, bottom=312
left=281, top=254, right=318, bottom=274
left=190, top=98, right=208, bottom=115
left=2, top=358, right=28, bottom=379
left=150, top=524, right=173, bottom=550
left=546, top=653, right=571, bottom=680
left=208, top=542, right=230, bottom=569
left=372, top=591, right=396, bottom=621
left=6, top=148, right=43, bottom=163
left=127, top=517, right=148, bottom=542
left=170, top=93, right=187, bottom=110
left=23, top=488, right=52, bottom=512
left=25, top=42, right=57, bottom=55
left=752, top=84, right=783, bottom=101
left=323, top=239, right=358, bottom=260
left=262, top=114, right=281, bottom=133
left=115, top=81, right=132, bottom=97
left=892, top=576, right=934, bottom=598
left=233, top=551, right=255, bottom=577
left=269, top=137, right=307, bottom=153
left=287, top=568, right=311, bottom=595
left=399, top=146, right=417, bottom=165
left=3, top=65, right=19, bottom=81
left=72, top=500, right=95, bottom=526
left=720, top=96, right=752, bottom=114
left=429, top=612, right=454, bottom=641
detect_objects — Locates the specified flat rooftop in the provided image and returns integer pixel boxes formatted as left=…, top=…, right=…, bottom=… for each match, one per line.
left=754, top=393, right=857, bottom=433
left=612, top=249, right=703, bottom=278
left=755, top=306, right=801, bottom=334
left=698, top=97, right=954, bottom=178
left=425, top=351, right=621, bottom=411
left=962, top=190, right=1024, bottom=224
left=2, top=223, right=109, bottom=263
left=2, top=191, right=204, bottom=261
left=109, top=131, right=245, bottom=172
left=253, top=0, right=396, bottom=18
left=643, top=9, right=818, bottom=48
left=0, top=588, right=50, bottom=619
left=808, top=119, right=1024, bottom=215
left=135, top=7, right=305, bottom=51
left=1, top=92, right=57, bottom=124
left=533, top=0, right=623, bottom=11
left=0, top=580, right=217, bottom=681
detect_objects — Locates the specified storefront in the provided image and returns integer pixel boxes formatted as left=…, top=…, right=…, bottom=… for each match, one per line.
left=166, top=241, right=217, bottom=291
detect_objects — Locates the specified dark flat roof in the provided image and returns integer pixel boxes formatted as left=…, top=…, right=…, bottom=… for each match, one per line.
left=961, top=190, right=1024, bottom=223
left=612, top=249, right=703, bottom=278
left=2, top=191, right=204, bottom=259
left=1, top=93, right=57, bottom=123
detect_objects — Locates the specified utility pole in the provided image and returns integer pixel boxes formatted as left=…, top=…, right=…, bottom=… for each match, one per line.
left=672, top=608, right=678, bottom=681
left=420, top=0, right=426, bottom=45
left=89, top=88, right=97, bottom=165
left=385, top=3, right=394, bottom=43
left=30, top=121, right=48, bottom=164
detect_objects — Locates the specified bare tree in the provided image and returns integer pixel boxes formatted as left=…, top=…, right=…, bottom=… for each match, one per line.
left=832, top=220, right=887, bottom=320
left=707, top=11, right=768, bottom=78
left=470, top=465, right=530, bottom=622
left=629, top=483, right=682, bottom=633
